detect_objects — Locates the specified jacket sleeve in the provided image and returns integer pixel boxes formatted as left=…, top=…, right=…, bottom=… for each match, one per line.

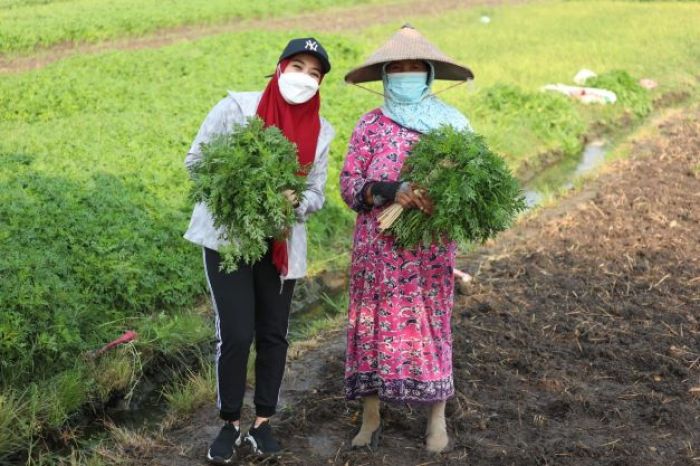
left=184, top=97, right=242, bottom=174
left=339, top=116, right=374, bottom=212
left=295, top=122, right=334, bottom=223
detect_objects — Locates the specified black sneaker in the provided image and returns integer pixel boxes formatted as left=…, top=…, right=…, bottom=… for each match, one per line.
left=243, top=420, right=281, bottom=455
left=206, top=423, right=241, bottom=464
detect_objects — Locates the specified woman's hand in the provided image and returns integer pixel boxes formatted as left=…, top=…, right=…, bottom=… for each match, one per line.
left=396, top=183, right=434, bottom=215
left=282, top=189, right=299, bottom=208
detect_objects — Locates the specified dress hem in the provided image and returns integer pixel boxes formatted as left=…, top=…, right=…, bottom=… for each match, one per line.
left=345, top=372, right=454, bottom=404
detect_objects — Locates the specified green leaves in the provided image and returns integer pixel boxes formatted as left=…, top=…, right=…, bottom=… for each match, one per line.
left=586, top=70, right=652, bottom=119
left=190, top=117, right=306, bottom=272
left=0, top=0, right=372, bottom=54
left=388, top=126, right=527, bottom=248
left=0, top=163, right=204, bottom=383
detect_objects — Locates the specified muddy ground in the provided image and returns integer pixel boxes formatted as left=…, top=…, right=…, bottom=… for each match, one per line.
left=112, top=110, right=700, bottom=465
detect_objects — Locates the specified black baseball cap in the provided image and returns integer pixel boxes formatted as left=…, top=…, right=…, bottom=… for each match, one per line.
left=278, top=37, right=331, bottom=74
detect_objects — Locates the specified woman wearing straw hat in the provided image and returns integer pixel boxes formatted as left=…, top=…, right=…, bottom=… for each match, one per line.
left=184, top=37, right=334, bottom=463
left=340, top=24, right=473, bottom=453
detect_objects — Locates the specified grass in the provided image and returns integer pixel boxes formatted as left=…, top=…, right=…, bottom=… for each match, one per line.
left=0, top=312, right=210, bottom=463
left=0, top=0, right=407, bottom=55
left=161, top=292, right=347, bottom=417
left=375, top=0, right=700, bottom=166
left=468, top=83, right=586, bottom=175
left=162, top=290, right=347, bottom=417
left=1, top=0, right=699, bottom=461
left=163, top=365, right=216, bottom=417
left=523, top=103, right=697, bottom=221
left=586, top=70, right=652, bottom=118
left=0, top=391, right=32, bottom=458
left=288, top=292, right=348, bottom=342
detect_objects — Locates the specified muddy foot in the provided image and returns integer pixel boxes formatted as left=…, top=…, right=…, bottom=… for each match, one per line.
left=351, top=395, right=381, bottom=447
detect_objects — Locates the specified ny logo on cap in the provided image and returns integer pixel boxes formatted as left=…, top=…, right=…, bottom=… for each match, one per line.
left=304, top=40, right=318, bottom=51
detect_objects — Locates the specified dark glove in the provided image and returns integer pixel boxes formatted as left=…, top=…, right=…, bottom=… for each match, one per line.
left=366, top=181, right=403, bottom=206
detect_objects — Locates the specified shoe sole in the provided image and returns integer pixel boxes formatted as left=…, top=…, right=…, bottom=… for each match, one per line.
left=206, top=436, right=242, bottom=464
left=205, top=451, right=235, bottom=465
left=243, top=433, right=281, bottom=457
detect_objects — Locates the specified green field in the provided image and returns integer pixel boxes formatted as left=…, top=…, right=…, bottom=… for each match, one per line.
left=0, top=0, right=402, bottom=54
left=1, top=0, right=699, bottom=461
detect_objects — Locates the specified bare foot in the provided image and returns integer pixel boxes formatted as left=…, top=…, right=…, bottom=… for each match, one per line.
left=352, top=395, right=381, bottom=447
left=425, top=401, right=448, bottom=453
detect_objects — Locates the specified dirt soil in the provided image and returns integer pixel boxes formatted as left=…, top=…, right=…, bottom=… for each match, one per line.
left=112, top=110, right=700, bottom=465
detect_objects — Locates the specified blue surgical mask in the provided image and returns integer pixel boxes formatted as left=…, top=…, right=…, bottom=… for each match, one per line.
left=385, top=72, right=429, bottom=104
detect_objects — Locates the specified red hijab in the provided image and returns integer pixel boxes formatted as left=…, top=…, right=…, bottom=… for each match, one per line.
left=256, top=58, right=324, bottom=276
left=256, top=58, right=323, bottom=173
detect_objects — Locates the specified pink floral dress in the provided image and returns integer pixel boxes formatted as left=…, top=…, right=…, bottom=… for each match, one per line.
left=340, top=109, right=456, bottom=403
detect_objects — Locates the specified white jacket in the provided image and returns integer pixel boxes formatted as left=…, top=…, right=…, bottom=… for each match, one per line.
left=183, top=91, right=334, bottom=280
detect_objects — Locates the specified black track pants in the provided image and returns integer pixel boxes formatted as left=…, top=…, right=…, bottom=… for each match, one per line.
left=203, top=246, right=295, bottom=421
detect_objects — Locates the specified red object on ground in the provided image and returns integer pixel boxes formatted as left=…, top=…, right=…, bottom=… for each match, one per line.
left=92, top=330, right=138, bottom=357
left=453, top=268, right=472, bottom=283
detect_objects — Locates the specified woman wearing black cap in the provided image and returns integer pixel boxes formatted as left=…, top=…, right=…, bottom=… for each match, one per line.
left=183, top=38, right=333, bottom=463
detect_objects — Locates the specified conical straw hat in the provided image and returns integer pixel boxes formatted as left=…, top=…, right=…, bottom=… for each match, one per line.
left=344, top=24, right=474, bottom=84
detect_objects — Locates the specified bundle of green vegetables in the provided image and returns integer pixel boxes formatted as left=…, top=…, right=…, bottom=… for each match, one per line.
left=190, top=117, right=305, bottom=271
left=378, top=125, right=526, bottom=248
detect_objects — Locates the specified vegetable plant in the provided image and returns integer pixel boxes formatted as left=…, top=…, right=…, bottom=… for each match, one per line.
left=379, top=126, right=527, bottom=248
left=190, top=117, right=306, bottom=271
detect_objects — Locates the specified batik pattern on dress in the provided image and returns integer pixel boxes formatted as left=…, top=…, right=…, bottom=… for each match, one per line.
left=340, top=108, right=456, bottom=403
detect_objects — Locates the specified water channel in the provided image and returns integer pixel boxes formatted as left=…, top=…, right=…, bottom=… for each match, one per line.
left=524, top=139, right=608, bottom=208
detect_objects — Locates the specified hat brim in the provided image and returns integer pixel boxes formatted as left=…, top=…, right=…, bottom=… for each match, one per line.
left=345, top=59, right=473, bottom=84
left=282, top=50, right=331, bottom=74
left=344, top=25, right=473, bottom=84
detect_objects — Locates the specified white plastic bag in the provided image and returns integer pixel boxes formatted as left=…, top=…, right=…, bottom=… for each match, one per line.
left=542, top=83, right=617, bottom=104
left=573, top=69, right=597, bottom=85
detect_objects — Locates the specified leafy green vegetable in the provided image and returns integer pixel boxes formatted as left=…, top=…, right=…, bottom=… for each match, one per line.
left=190, top=117, right=306, bottom=272
left=388, top=126, right=527, bottom=248
left=586, top=70, right=652, bottom=119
